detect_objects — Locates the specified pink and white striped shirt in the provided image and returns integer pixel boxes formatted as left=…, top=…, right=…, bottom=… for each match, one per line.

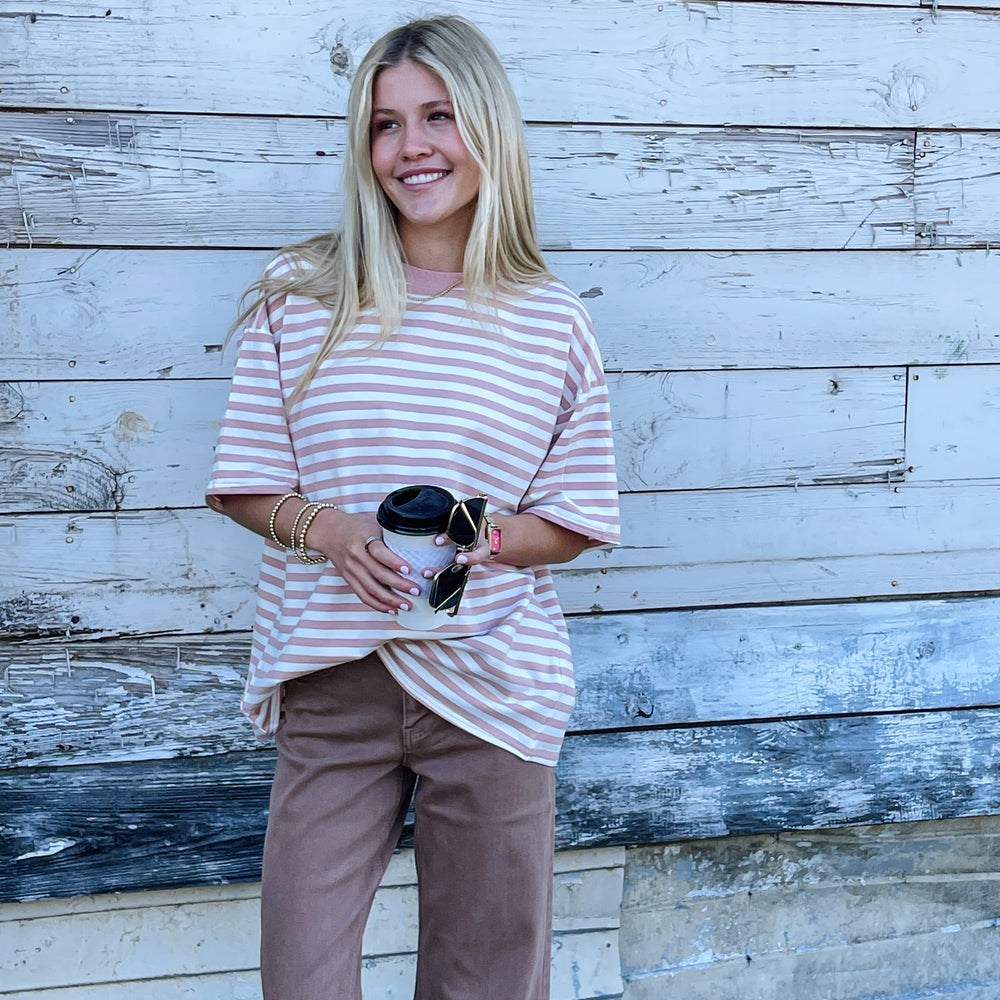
left=208, top=254, right=620, bottom=765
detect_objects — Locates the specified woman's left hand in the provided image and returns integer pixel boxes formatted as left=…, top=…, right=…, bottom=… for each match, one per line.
left=421, top=529, right=490, bottom=579
left=423, top=511, right=591, bottom=573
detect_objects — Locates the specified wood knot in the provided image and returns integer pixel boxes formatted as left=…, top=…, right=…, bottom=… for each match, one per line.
left=329, top=43, right=352, bottom=78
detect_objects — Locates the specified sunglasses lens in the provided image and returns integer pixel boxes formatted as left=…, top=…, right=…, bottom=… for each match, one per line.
left=430, top=563, right=469, bottom=614
left=449, top=497, right=486, bottom=548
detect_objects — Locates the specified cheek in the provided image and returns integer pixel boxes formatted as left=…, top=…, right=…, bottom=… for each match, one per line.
left=369, top=136, right=397, bottom=184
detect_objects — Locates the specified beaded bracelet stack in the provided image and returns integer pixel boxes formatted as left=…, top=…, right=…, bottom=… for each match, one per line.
left=267, top=492, right=339, bottom=565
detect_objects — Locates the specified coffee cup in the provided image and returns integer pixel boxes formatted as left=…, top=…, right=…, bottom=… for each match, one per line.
left=376, top=485, right=458, bottom=629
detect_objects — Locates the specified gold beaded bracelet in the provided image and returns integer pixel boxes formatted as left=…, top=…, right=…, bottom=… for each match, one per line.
left=267, top=492, right=304, bottom=548
left=293, top=502, right=339, bottom=564
left=288, top=501, right=314, bottom=556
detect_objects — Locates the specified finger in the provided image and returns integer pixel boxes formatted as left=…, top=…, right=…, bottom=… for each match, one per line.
left=456, top=538, right=490, bottom=566
left=348, top=565, right=421, bottom=614
left=365, top=541, right=413, bottom=577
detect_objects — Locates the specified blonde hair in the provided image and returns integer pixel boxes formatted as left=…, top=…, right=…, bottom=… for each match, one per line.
left=233, top=15, right=552, bottom=400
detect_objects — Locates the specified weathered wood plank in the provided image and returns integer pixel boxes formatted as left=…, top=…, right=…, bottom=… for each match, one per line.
left=5, top=248, right=1000, bottom=380
left=2, top=2, right=999, bottom=127
left=0, top=113, right=915, bottom=249
left=0, top=249, right=260, bottom=381
left=1, top=860, right=621, bottom=993
left=610, top=368, right=904, bottom=492
left=4, top=596, right=1000, bottom=768
left=5, top=707, right=1000, bottom=901
left=915, top=131, right=1000, bottom=248
left=5, top=482, right=1000, bottom=640
left=0, top=368, right=905, bottom=511
left=621, top=816, right=1000, bottom=1000
left=906, top=364, right=1000, bottom=483
left=0, top=379, right=223, bottom=512
left=623, top=928, right=1000, bottom=1000
left=556, top=710, right=1000, bottom=847
left=0, top=845, right=623, bottom=915
left=0, top=971, right=263, bottom=1000
left=0, top=930, right=622, bottom=1000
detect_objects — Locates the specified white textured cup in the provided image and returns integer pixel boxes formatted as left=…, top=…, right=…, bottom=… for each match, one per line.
left=382, top=529, right=457, bottom=630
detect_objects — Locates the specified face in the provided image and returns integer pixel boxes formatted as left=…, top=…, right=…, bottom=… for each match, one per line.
left=370, top=59, right=481, bottom=261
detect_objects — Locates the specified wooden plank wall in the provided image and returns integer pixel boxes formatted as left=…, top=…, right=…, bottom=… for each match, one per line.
left=3, top=0, right=1000, bottom=946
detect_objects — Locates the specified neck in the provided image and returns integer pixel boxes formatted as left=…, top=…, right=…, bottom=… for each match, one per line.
left=398, top=218, right=471, bottom=272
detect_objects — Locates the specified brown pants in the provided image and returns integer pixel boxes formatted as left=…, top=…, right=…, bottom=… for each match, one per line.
left=260, top=653, right=556, bottom=1000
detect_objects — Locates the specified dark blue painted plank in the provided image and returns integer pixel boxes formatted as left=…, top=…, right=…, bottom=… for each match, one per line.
left=4, top=707, right=1000, bottom=902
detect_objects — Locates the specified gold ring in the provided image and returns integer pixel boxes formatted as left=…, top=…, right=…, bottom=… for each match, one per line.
left=363, top=535, right=380, bottom=554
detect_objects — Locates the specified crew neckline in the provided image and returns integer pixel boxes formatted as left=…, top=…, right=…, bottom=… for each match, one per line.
left=403, top=262, right=464, bottom=297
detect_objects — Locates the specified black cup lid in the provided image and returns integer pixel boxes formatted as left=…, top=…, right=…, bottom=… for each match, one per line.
left=377, top=484, right=455, bottom=535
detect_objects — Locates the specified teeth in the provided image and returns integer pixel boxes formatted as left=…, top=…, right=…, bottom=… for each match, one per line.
left=401, top=171, right=447, bottom=185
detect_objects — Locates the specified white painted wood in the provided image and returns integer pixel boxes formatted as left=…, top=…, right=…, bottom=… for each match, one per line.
left=609, top=368, right=904, bottom=491
left=4, top=483, right=1000, bottom=640
left=2, top=2, right=999, bottom=128
left=571, top=482, right=1000, bottom=612
left=915, top=131, right=1000, bottom=247
left=0, top=113, right=914, bottom=249
left=906, top=365, right=1000, bottom=482
left=0, top=932, right=622, bottom=1000
left=5, top=248, right=1000, bottom=380
left=0, top=972, right=264, bottom=1000
left=0, top=367, right=905, bottom=512
left=0, top=380, right=225, bottom=512
left=0, top=848, right=624, bottom=998
left=0, top=249, right=262, bottom=380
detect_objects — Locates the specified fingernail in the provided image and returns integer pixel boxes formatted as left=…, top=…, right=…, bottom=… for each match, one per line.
left=409, top=587, right=420, bottom=596
left=456, top=554, right=468, bottom=564
left=400, top=603, right=410, bottom=612
left=422, top=570, right=433, bottom=579
left=400, top=565, right=410, bottom=575
left=435, top=535, right=447, bottom=545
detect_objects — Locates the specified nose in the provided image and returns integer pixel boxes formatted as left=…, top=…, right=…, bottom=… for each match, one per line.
left=400, top=122, right=433, bottom=160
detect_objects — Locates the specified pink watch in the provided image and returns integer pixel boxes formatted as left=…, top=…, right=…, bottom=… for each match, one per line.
left=484, top=512, right=502, bottom=559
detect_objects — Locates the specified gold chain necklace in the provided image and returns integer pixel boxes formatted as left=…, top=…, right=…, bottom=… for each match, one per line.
left=407, top=277, right=463, bottom=303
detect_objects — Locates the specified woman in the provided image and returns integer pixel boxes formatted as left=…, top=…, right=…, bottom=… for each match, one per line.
left=206, top=15, right=619, bottom=1000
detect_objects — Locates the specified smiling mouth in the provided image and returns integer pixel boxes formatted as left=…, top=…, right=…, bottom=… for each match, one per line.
left=400, top=170, right=449, bottom=186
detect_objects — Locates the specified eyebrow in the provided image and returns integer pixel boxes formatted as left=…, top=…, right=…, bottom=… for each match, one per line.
left=371, top=98, right=453, bottom=116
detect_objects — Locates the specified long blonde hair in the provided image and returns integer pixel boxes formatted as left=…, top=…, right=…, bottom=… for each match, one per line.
left=233, top=15, right=552, bottom=400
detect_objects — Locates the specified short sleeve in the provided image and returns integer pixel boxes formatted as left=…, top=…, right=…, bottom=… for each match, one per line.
left=519, top=302, right=620, bottom=548
left=206, top=296, right=298, bottom=497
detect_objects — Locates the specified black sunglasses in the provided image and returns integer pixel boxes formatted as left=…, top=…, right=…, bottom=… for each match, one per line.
left=428, top=493, right=487, bottom=616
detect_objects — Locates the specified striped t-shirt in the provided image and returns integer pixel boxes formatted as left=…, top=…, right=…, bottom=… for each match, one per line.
left=207, top=254, right=620, bottom=765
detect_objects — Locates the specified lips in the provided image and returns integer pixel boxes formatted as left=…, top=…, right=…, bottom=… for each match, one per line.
left=399, top=170, right=450, bottom=186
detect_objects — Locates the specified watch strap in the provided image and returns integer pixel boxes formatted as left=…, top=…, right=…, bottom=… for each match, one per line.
left=484, top=512, right=502, bottom=559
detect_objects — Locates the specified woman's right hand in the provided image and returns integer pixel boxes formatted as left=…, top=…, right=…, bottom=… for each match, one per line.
left=305, top=508, right=420, bottom=615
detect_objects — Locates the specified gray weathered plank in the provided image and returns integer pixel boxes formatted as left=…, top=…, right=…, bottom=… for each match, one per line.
left=3, top=483, right=1000, bottom=640
left=0, top=368, right=905, bottom=511
left=2, top=2, right=1000, bottom=127
left=5, top=707, right=1000, bottom=901
left=4, top=596, right=1000, bottom=768
left=5, top=248, right=1000, bottom=380
left=0, top=113, right=915, bottom=249
left=620, top=816, right=1000, bottom=1000
left=906, top=364, right=1000, bottom=483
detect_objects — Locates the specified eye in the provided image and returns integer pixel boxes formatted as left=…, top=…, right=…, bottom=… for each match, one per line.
left=372, top=118, right=398, bottom=132
left=429, top=110, right=454, bottom=122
